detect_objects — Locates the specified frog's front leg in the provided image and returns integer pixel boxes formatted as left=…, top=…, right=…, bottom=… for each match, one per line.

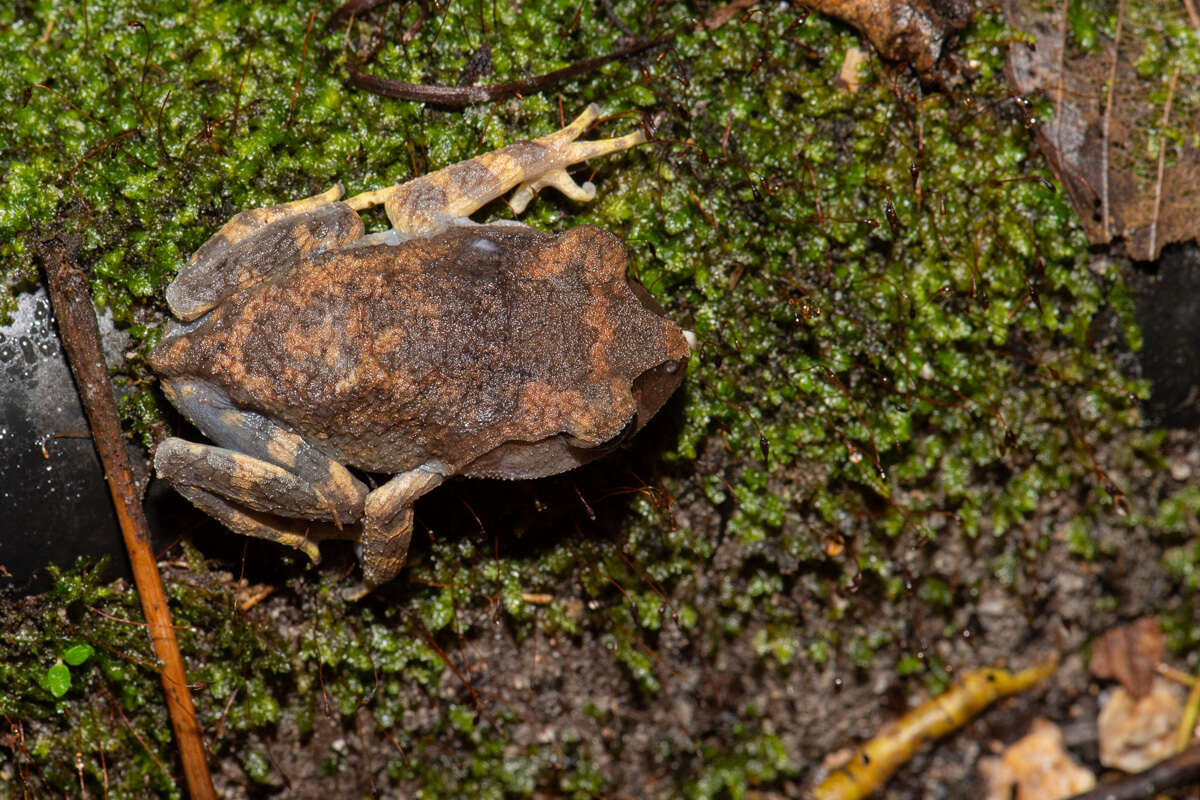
left=344, top=104, right=645, bottom=237
left=154, top=379, right=369, bottom=562
left=167, top=187, right=365, bottom=321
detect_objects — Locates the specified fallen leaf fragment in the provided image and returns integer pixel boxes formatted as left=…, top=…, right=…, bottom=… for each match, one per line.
left=836, top=47, right=870, bottom=92
left=1099, top=676, right=1184, bottom=773
left=1090, top=616, right=1164, bottom=699
left=802, top=0, right=971, bottom=74
left=1004, top=0, right=1200, bottom=261
left=979, top=718, right=1096, bottom=800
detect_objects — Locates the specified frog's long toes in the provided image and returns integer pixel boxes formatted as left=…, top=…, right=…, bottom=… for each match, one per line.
left=298, top=537, right=322, bottom=565
left=341, top=581, right=374, bottom=602
left=552, top=103, right=601, bottom=143
left=546, top=168, right=596, bottom=203
left=510, top=168, right=599, bottom=213
left=563, top=128, right=646, bottom=164
left=509, top=183, right=536, bottom=215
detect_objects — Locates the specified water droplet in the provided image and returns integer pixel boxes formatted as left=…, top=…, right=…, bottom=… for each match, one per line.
left=0, top=344, right=14, bottom=362
left=18, top=336, right=36, bottom=363
left=38, top=340, right=55, bottom=356
left=34, top=300, right=49, bottom=319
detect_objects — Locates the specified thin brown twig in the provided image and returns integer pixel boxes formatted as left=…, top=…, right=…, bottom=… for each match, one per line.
left=98, top=684, right=172, bottom=783
left=1100, top=0, right=1125, bottom=239
left=231, top=45, right=253, bottom=138
left=1053, top=0, right=1067, bottom=150
left=1183, top=0, right=1200, bottom=29
left=1148, top=66, right=1178, bottom=259
left=37, top=236, right=215, bottom=800
left=1065, top=742, right=1200, bottom=800
left=86, top=604, right=198, bottom=631
left=287, top=5, right=321, bottom=128
left=346, top=33, right=672, bottom=107
left=69, top=129, right=140, bottom=213
left=340, top=0, right=768, bottom=107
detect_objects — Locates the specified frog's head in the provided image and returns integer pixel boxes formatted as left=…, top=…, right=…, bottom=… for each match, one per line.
left=460, top=225, right=691, bottom=480
left=620, top=274, right=694, bottom=438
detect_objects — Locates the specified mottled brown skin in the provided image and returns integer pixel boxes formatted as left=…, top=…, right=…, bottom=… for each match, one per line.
left=155, top=222, right=687, bottom=476
left=150, top=106, right=690, bottom=596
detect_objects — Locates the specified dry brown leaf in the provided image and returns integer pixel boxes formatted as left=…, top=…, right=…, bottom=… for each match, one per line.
left=1004, top=0, right=1200, bottom=261
left=978, top=718, right=1096, bottom=800
left=1089, top=616, right=1164, bottom=699
left=802, top=0, right=973, bottom=74
left=1099, top=677, right=1183, bottom=772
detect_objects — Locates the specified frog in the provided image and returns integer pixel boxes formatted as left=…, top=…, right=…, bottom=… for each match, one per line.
left=149, top=105, right=692, bottom=596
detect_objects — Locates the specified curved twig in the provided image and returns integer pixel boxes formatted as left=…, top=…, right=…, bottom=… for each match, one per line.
left=346, top=34, right=672, bottom=108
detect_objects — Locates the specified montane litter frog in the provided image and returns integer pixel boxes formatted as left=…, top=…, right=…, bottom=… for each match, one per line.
left=150, top=106, right=692, bottom=595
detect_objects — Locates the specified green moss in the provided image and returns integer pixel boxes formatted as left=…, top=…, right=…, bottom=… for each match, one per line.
left=686, top=728, right=795, bottom=800
left=2, top=0, right=1194, bottom=794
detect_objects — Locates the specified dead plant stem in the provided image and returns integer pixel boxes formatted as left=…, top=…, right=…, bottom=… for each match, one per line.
left=37, top=236, right=216, bottom=800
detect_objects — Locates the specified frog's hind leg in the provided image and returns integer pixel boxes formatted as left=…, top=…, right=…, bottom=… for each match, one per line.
left=156, top=455, right=331, bottom=564
left=204, top=185, right=346, bottom=251
left=343, top=104, right=645, bottom=237
left=155, top=379, right=369, bottom=562
left=345, top=464, right=447, bottom=599
left=167, top=187, right=365, bottom=321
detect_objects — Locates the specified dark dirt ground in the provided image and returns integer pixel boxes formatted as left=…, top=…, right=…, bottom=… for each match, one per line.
left=160, top=368, right=1199, bottom=799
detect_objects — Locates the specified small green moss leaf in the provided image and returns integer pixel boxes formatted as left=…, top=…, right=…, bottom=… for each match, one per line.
left=43, top=660, right=70, bottom=698
left=62, top=643, right=94, bottom=666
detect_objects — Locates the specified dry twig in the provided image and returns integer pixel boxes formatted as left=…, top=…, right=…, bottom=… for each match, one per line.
left=346, top=34, right=671, bottom=107
left=37, top=236, right=215, bottom=800
left=1065, top=741, right=1200, bottom=800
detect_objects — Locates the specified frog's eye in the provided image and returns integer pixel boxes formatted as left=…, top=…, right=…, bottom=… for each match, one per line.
left=663, top=360, right=681, bottom=374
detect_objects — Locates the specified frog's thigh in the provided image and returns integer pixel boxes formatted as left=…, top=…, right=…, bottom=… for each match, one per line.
left=356, top=465, right=446, bottom=592
left=168, top=196, right=365, bottom=321
left=155, top=439, right=344, bottom=563
left=160, top=379, right=369, bottom=526
left=204, top=185, right=345, bottom=252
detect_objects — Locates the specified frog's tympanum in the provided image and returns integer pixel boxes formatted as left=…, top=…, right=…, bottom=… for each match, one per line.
left=151, top=106, right=691, bottom=595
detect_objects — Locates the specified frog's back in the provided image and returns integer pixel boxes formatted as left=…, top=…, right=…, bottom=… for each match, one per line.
left=152, top=225, right=605, bottom=473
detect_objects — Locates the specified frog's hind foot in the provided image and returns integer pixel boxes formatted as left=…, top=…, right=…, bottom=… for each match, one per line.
left=508, top=106, right=644, bottom=212
left=163, top=469, right=325, bottom=565
left=509, top=168, right=595, bottom=214
left=342, top=105, right=646, bottom=238
left=350, top=465, right=446, bottom=598
left=155, top=437, right=366, bottom=563
left=538, top=105, right=646, bottom=162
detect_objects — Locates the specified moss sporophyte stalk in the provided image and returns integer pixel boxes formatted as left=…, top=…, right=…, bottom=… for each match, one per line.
left=1, top=0, right=1190, bottom=797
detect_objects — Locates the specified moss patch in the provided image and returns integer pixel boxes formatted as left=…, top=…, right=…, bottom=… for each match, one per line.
left=1, top=0, right=1194, bottom=796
